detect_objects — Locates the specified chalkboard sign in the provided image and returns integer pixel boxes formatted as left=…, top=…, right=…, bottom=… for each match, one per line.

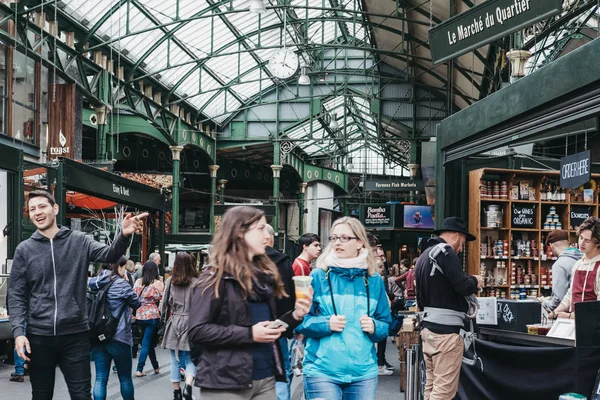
left=560, top=150, right=591, bottom=189
left=571, top=205, right=593, bottom=229
left=360, top=204, right=394, bottom=228
left=512, top=204, right=536, bottom=228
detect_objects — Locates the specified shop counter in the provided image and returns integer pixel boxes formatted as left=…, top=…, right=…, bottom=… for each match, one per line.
left=456, top=329, right=600, bottom=400
left=0, top=317, right=12, bottom=341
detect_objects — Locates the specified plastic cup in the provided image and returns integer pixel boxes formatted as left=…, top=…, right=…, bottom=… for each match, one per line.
left=293, top=276, right=313, bottom=300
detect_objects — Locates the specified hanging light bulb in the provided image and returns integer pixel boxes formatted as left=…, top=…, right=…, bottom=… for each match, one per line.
left=249, top=0, right=267, bottom=14
left=329, top=113, right=339, bottom=131
left=298, top=67, right=310, bottom=86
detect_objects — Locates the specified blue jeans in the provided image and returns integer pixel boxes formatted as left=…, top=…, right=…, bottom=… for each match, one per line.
left=170, top=350, right=196, bottom=382
left=92, top=340, right=134, bottom=400
left=304, top=376, right=378, bottom=400
left=137, top=319, right=160, bottom=373
left=275, top=337, right=292, bottom=400
left=14, top=348, right=25, bottom=375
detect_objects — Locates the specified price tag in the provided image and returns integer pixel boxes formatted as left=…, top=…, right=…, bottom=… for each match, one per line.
left=494, top=256, right=500, bottom=259
left=552, top=257, right=558, bottom=260
left=481, top=256, right=486, bottom=259
left=525, top=285, right=531, bottom=288
left=514, top=256, right=520, bottom=260
left=534, top=257, right=539, bottom=261
left=519, top=285, right=525, bottom=288
left=544, top=286, right=550, bottom=289
left=502, top=256, right=508, bottom=259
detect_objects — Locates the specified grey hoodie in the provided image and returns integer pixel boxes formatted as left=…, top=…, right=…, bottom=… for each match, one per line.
left=543, top=248, right=582, bottom=310
left=8, top=226, right=131, bottom=338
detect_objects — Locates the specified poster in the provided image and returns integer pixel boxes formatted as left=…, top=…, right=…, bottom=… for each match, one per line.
left=476, top=297, right=498, bottom=325
left=403, top=205, right=434, bottom=229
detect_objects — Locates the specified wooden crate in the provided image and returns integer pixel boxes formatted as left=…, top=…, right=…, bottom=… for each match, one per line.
left=400, top=361, right=407, bottom=392
left=396, top=331, right=419, bottom=361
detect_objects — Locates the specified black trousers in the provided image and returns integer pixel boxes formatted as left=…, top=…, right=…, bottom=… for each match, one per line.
left=28, top=331, right=92, bottom=400
left=377, top=337, right=387, bottom=366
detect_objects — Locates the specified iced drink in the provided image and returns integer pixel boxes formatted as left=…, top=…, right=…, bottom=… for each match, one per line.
left=293, top=276, right=312, bottom=300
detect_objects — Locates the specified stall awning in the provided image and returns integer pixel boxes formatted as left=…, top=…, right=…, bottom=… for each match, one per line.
left=66, top=192, right=118, bottom=210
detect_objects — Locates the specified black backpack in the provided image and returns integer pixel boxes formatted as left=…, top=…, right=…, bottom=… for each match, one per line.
left=87, top=277, right=125, bottom=344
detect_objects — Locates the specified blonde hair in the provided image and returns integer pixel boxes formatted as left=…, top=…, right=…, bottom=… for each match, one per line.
left=201, top=206, right=287, bottom=299
left=316, top=217, right=379, bottom=275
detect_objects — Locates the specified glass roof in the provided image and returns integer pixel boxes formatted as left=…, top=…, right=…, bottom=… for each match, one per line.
left=60, top=0, right=371, bottom=124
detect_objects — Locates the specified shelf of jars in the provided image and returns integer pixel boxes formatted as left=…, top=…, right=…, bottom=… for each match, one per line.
left=468, top=168, right=600, bottom=299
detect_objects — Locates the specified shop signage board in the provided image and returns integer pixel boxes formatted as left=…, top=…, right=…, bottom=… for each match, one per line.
left=570, top=205, right=593, bottom=229
left=512, top=203, right=536, bottom=228
left=360, top=204, right=394, bottom=228
left=364, top=179, right=424, bottom=192
left=47, top=84, right=76, bottom=159
left=429, top=0, right=563, bottom=65
left=560, top=150, right=591, bottom=189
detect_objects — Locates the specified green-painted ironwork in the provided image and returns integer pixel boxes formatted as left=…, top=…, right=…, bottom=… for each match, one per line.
left=303, top=164, right=347, bottom=192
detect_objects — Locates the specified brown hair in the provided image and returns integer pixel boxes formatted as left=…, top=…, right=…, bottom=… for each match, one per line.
left=28, top=190, right=56, bottom=206
left=577, top=216, right=600, bottom=243
left=201, top=206, right=286, bottom=299
left=171, top=252, right=199, bottom=286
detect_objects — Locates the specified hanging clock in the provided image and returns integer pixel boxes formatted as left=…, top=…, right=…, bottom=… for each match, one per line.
left=268, top=48, right=299, bottom=79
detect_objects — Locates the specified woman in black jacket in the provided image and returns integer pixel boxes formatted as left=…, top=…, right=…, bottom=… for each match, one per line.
left=188, top=206, right=312, bottom=399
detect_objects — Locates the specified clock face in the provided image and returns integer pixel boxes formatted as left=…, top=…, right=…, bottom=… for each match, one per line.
left=268, top=49, right=299, bottom=79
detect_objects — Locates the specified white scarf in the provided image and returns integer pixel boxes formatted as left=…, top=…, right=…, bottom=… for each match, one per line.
left=326, top=248, right=369, bottom=269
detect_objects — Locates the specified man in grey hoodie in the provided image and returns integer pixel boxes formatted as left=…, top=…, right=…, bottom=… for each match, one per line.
left=542, top=230, right=582, bottom=311
left=8, top=190, right=147, bottom=399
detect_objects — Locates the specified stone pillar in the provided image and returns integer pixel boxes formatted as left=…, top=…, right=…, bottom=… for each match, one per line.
left=298, top=182, right=307, bottom=236
left=170, top=145, right=184, bottom=234
left=271, top=165, right=283, bottom=239
left=208, top=165, right=219, bottom=234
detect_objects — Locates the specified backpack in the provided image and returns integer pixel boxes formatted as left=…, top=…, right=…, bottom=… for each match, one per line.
left=87, top=277, right=125, bottom=344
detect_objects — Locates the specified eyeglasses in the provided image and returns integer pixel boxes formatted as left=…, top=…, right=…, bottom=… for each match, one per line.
left=328, top=235, right=358, bottom=243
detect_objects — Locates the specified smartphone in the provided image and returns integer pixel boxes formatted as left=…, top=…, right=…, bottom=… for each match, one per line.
left=267, top=319, right=289, bottom=330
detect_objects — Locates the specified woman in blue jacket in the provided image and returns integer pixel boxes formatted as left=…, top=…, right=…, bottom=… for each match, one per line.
left=297, top=217, right=392, bottom=400
left=89, top=257, right=142, bottom=400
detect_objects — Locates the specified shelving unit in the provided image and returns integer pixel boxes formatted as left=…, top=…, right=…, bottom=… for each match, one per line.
left=468, top=168, right=600, bottom=299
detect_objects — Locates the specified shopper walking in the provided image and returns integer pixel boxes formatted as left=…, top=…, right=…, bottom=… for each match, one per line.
left=388, top=264, right=405, bottom=316
left=8, top=189, right=146, bottom=400
left=415, top=217, right=483, bottom=400
left=550, top=217, right=600, bottom=320
left=396, top=258, right=417, bottom=309
left=134, top=261, right=164, bottom=377
left=292, top=233, right=321, bottom=276
left=134, top=253, right=160, bottom=281
left=297, top=217, right=392, bottom=400
left=263, top=224, right=296, bottom=400
left=188, top=206, right=312, bottom=400
left=542, top=230, right=581, bottom=311
left=89, top=261, right=141, bottom=400
left=161, top=252, right=199, bottom=400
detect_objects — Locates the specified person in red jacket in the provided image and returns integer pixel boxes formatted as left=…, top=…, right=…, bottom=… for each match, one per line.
left=292, top=233, right=321, bottom=276
left=396, top=258, right=418, bottom=309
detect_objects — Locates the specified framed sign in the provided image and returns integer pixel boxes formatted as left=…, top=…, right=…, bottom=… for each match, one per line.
left=360, top=204, right=394, bottom=229
left=560, top=150, right=591, bottom=189
left=512, top=204, right=536, bottom=228
left=571, top=205, right=593, bottom=229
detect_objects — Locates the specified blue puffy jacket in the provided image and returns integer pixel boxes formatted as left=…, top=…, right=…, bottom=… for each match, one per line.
left=296, top=267, right=392, bottom=383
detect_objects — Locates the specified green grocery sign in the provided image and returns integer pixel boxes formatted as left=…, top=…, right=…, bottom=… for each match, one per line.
left=429, top=0, right=562, bottom=65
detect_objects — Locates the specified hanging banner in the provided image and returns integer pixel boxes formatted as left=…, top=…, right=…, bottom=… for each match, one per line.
left=560, top=150, right=591, bottom=189
left=429, top=0, right=563, bottom=65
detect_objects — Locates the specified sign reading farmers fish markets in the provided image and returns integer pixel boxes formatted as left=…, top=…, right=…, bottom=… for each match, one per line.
left=429, top=0, right=562, bottom=65
left=364, top=179, right=424, bottom=192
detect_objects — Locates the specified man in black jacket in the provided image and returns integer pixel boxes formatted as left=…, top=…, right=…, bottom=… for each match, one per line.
left=264, top=224, right=296, bottom=400
left=8, top=190, right=147, bottom=399
left=415, top=217, right=483, bottom=400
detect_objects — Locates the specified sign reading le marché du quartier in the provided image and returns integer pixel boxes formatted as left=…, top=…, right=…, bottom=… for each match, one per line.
left=429, top=0, right=562, bottom=65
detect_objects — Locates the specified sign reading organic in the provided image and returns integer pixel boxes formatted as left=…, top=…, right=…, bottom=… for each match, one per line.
left=570, top=205, right=592, bottom=229
left=364, top=179, right=424, bottom=192
left=560, top=150, right=591, bottom=189
left=429, top=0, right=562, bottom=65
left=512, top=204, right=536, bottom=228
left=361, top=205, right=393, bottom=228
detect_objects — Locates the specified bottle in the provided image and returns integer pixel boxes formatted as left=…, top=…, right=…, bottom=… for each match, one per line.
left=540, top=182, right=547, bottom=201
left=561, top=188, right=566, bottom=201
left=546, top=184, right=553, bottom=201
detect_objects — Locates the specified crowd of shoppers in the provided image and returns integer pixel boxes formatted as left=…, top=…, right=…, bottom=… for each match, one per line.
left=7, top=191, right=407, bottom=400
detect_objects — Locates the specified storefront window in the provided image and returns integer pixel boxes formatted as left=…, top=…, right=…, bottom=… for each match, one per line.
left=12, top=50, right=36, bottom=145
